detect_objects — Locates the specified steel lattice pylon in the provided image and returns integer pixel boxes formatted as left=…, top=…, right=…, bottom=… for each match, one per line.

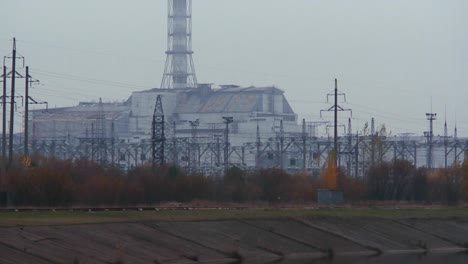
left=95, top=98, right=108, bottom=165
left=152, top=95, right=165, bottom=167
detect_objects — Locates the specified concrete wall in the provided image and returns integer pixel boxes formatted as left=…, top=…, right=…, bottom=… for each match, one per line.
left=30, top=104, right=130, bottom=141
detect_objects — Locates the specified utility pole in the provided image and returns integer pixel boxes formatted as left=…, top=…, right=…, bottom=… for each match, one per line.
left=222, top=116, right=233, bottom=171
left=189, top=119, right=199, bottom=172
left=95, top=98, right=107, bottom=165
left=172, top=121, right=177, bottom=165
left=84, top=126, right=89, bottom=159
left=279, top=119, right=284, bottom=170
left=444, top=112, right=448, bottom=169
left=23, top=66, right=41, bottom=157
left=24, top=66, right=29, bottom=156
left=370, top=117, right=375, bottom=166
left=347, top=117, right=352, bottom=176
left=91, top=123, right=95, bottom=161
left=8, top=39, right=16, bottom=167
left=8, top=39, right=20, bottom=167
left=0, top=66, right=5, bottom=198
left=425, top=112, right=437, bottom=170
left=320, top=78, right=352, bottom=169
left=355, top=130, right=359, bottom=177
left=2, top=38, right=26, bottom=167
left=111, top=121, right=115, bottom=166
left=256, top=122, right=261, bottom=167
left=454, top=124, right=458, bottom=163
left=1, top=66, right=6, bottom=171
left=334, top=79, right=338, bottom=162
left=241, top=146, right=245, bottom=166
left=215, top=134, right=221, bottom=167
left=302, top=119, right=307, bottom=172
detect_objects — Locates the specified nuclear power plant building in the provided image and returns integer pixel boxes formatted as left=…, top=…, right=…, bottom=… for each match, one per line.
left=129, top=85, right=298, bottom=141
left=29, top=84, right=301, bottom=170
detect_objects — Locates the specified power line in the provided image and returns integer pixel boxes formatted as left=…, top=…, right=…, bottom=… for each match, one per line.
left=31, top=69, right=148, bottom=90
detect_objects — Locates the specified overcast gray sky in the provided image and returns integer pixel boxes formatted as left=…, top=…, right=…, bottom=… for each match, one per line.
left=1, top=0, right=467, bottom=136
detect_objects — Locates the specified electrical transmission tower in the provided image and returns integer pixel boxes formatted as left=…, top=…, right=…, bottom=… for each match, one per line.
left=94, top=98, right=108, bottom=165
left=2, top=38, right=26, bottom=168
left=320, top=78, right=352, bottom=169
left=223, top=116, right=233, bottom=171
left=425, top=112, right=437, bottom=170
left=256, top=122, right=261, bottom=167
left=189, top=119, right=199, bottom=172
left=1, top=66, right=5, bottom=172
left=161, top=0, right=197, bottom=89
left=302, top=119, right=307, bottom=172
left=23, top=66, right=45, bottom=156
left=443, top=111, right=448, bottom=169
left=347, top=117, right=353, bottom=175
left=152, top=95, right=165, bottom=168
left=277, top=119, right=284, bottom=169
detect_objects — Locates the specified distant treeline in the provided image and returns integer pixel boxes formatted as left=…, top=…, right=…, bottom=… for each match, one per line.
left=2, top=154, right=468, bottom=206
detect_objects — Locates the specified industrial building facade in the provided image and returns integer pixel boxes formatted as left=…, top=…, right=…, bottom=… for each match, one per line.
left=29, top=84, right=305, bottom=172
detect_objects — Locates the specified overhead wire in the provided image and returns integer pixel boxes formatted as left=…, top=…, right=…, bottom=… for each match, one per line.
left=30, top=69, right=149, bottom=91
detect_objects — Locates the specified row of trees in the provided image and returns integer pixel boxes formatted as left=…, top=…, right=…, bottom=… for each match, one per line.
left=1, top=153, right=468, bottom=206
left=3, top=156, right=319, bottom=206
left=366, top=159, right=467, bottom=204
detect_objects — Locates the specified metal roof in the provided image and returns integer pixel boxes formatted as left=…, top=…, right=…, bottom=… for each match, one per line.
left=174, top=86, right=290, bottom=114
left=32, top=102, right=129, bottom=121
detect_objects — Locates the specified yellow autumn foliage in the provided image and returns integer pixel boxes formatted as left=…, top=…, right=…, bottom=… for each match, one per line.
left=320, top=150, right=337, bottom=190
